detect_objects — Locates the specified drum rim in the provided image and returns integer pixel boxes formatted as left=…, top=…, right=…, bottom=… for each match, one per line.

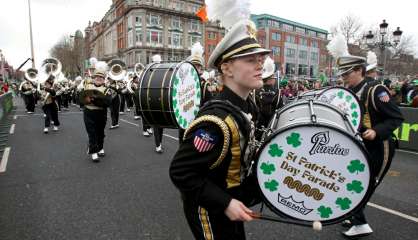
left=254, top=122, right=374, bottom=225
left=319, top=86, right=363, bottom=130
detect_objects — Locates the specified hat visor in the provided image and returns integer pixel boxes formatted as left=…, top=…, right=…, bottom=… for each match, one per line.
left=229, top=47, right=271, bottom=60
left=366, top=63, right=377, bottom=72
left=337, top=66, right=355, bottom=77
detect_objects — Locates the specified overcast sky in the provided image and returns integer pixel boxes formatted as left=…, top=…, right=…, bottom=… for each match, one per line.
left=1, top=0, right=417, bottom=71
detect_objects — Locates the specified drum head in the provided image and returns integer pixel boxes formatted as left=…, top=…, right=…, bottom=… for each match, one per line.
left=171, top=62, right=201, bottom=129
left=256, top=124, right=373, bottom=224
left=318, top=87, right=362, bottom=130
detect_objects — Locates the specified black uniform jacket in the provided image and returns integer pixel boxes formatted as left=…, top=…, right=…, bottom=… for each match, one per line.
left=170, top=86, right=259, bottom=214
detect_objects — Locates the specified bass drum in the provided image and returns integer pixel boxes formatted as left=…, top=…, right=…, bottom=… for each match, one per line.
left=256, top=99, right=373, bottom=225
left=138, top=61, right=201, bottom=129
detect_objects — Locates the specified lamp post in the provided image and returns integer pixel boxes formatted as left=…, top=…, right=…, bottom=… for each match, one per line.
left=28, top=0, right=36, bottom=68
left=361, top=20, right=403, bottom=79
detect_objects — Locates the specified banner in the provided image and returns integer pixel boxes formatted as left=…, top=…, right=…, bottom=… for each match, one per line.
left=394, top=107, right=418, bottom=152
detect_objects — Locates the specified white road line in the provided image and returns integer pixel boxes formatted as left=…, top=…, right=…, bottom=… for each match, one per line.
left=9, top=124, right=15, bottom=134
left=396, top=149, right=418, bottom=156
left=120, top=118, right=179, bottom=141
left=0, top=147, right=11, bottom=173
left=15, top=111, right=82, bottom=117
left=13, top=115, right=17, bottom=120
left=368, top=202, right=418, bottom=223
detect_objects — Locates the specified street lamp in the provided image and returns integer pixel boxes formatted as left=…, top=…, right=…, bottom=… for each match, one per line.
left=361, top=19, right=403, bottom=78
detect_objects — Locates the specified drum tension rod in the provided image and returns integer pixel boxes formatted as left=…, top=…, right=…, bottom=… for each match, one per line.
left=309, top=100, right=317, bottom=123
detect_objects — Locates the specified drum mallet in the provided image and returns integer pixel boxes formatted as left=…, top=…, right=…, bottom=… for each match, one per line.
left=250, top=212, right=322, bottom=231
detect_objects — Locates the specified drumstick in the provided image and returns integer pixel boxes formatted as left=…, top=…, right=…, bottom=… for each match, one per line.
left=250, top=212, right=322, bottom=231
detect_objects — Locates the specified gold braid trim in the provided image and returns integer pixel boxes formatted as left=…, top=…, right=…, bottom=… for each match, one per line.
left=224, top=116, right=242, bottom=189
left=184, top=115, right=230, bottom=169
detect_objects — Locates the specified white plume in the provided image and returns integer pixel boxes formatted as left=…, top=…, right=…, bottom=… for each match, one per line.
left=191, top=42, right=204, bottom=57
left=206, top=0, right=251, bottom=29
left=152, top=54, right=162, bottom=63
left=95, top=61, right=108, bottom=72
left=367, top=51, right=377, bottom=65
left=89, top=57, right=98, bottom=67
left=201, top=71, right=210, bottom=80
left=209, top=70, right=216, bottom=79
left=326, top=33, right=349, bottom=59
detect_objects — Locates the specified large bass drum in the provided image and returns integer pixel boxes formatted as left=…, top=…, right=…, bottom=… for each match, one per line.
left=255, top=99, right=373, bottom=225
left=298, top=87, right=362, bottom=131
left=138, top=61, right=201, bottom=129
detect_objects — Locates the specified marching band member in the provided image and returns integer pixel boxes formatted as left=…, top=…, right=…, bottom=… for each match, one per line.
left=106, top=77, right=121, bottom=129
left=19, top=69, right=37, bottom=114
left=80, top=62, right=112, bottom=162
left=129, top=74, right=153, bottom=136
left=150, top=54, right=164, bottom=153
left=255, top=56, right=282, bottom=133
left=40, top=75, right=60, bottom=133
left=170, top=8, right=271, bottom=238
left=329, top=34, right=404, bottom=238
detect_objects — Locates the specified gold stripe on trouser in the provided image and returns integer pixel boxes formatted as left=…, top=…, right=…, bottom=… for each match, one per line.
left=198, top=207, right=213, bottom=240
left=224, top=116, right=241, bottom=189
left=377, top=140, right=390, bottom=182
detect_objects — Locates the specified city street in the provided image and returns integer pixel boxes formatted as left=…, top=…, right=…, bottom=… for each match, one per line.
left=0, top=99, right=417, bottom=240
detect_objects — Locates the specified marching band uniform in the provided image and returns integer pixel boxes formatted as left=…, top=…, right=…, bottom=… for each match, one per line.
left=170, top=19, right=270, bottom=239
left=130, top=75, right=153, bottom=135
left=336, top=55, right=404, bottom=238
left=107, top=79, right=121, bottom=129
left=41, top=76, right=60, bottom=133
left=81, top=68, right=112, bottom=162
left=19, top=78, right=36, bottom=113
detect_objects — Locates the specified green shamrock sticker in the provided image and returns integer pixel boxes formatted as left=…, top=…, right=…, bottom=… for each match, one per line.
left=345, top=95, right=353, bottom=102
left=175, top=109, right=180, bottom=117
left=336, top=197, right=352, bottom=210
left=347, top=180, right=364, bottom=194
left=352, top=119, right=357, bottom=127
left=260, top=162, right=276, bottom=175
left=172, top=99, right=177, bottom=107
left=286, top=132, right=301, bottom=148
left=351, top=111, right=359, bottom=119
left=172, top=88, right=177, bottom=97
left=350, top=102, right=357, bottom=110
left=337, top=91, right=344, bottom=99
left=264, top=179, right=279, bottom=192
left=317, top=205, right=333, bottom=218
left=347, top=160, right=365, bottom=174
left=268, top=144, right=284, bottom=157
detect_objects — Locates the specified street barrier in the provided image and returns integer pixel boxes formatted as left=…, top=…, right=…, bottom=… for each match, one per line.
left=394, top=107, right=418, bottom=152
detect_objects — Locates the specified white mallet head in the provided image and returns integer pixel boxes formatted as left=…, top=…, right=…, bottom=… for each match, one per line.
left=313, top=221, right=322, bottom=231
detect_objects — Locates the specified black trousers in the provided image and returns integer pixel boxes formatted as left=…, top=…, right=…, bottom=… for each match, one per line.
left=183, top=201, right=246, bottom=240
left=178, top=128, right=185, bottom=144
left=56, top=95, right=62, bottom=111
left=83, top=108, right=107, bottom=154
left=24, top=94, right=35, bottom=112
left=132, top=94, right=141, bottom=116
left=125, top=93, right=133, bottom=108
left=351, top=139, right=396, bottom=225
left=110, top=96, right=120, bottom=126
left=119, top=93, right=125, bottom=112
left=153, top=126, right=163, bottom=147
left=62, top=93, right=69, bottom=108
left=42, top=103, right=60, bottom=127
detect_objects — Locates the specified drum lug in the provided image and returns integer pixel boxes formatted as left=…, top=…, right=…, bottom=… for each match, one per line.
left=309, top=100, right=317, bottom=123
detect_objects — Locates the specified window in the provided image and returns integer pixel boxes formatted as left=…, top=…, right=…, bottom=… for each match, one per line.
left=257, top=19, right=265, bottom=27
left=135, top=27, right=143, bottom=44
left=208, top=31, right=216, bottom=40
left=317, top=33, right=326, bottom=39
left=267, top=20, right=280, bottom=28
left=296, top=27, right=305, bottom=34
left=190, top=4, right=200, bottom=13
left=171, top=17, right=182, bottom=29
left=308, top=30, right=316, bottom=37
left=135, top=16, right=142, bottom=26
left=128, top=29, right=134, bottom=47
left=311, top=52, right=318, bottom=61
left=298, top=64, right=308, bottom=75
left=208, top=44, right=216, bottom=54
left=286, top=63, right=296, bottom=75
left=190, top=20, right=200, bottom=32
left=147, top=30, right=163, bottom=45
left=188, top=35, right=201, bottom=47
left=283, top=23, right=294, bottom=32
left=286, top=48, right=296, bottom=58
left=272, top=46, right=280, bottom=56
left=147, top=14, right=161, bottom=26
left=272, top=32, right=281, bottom=41
left=299, top=50, right=307, bottom=59
left=286, top=35, right=296, bottom=43
left=300, top=38, right=308, bottom=46
left=311, top=40, right=318, bottom=48
left=169, top=32, right=183, bottom=47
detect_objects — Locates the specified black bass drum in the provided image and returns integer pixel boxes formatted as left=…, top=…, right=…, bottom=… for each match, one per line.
left=138, top=61, right=201, bottom=129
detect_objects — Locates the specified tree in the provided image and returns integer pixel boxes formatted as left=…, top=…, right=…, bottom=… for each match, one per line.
left=49, top=34, right=84, bottom=78
left=330, top=14, right=363, bottom=45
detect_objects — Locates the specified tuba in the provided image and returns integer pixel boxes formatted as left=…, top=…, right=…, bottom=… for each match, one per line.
left=37, top=58, right=62, bottom=105
left=127, top=63, right=144, bottom=94
left=79, top=61, right=108, bottom=105
left=20, top=68, right=38, bottom=95
left=107, top=59, right=127, bottom=81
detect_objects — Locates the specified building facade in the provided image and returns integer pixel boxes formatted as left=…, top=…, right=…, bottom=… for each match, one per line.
left=85, top=0, right=210, bottom=70
left=251, top=14, right=329, bottom=78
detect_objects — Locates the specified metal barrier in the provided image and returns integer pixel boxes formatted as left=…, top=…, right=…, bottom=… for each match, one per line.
left=394, top=107, right=418, bottom=152
left=0, top=92, right=14, bottom=155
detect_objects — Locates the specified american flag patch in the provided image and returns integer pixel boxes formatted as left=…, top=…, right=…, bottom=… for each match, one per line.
left=193, top=129, right=218, bottom=152
left=378, top=91, right=390, bottom=103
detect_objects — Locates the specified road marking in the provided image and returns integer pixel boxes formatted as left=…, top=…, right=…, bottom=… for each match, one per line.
left=0, top=147, right=11, bottom=173
left=15, top=111, right=82, bottom=117
left=367, top=202, right=418, bottom=223
left=396, top=149, right=418, bottom=156
left=13, top=115, right=17, bottom=120
left=9, top=124, right=15, bottom=134
left=120, top=118, right=179, bottom=141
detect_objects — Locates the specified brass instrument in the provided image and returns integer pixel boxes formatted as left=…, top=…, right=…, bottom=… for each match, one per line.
left=37, top=58, right=62, bottom=105
left=20, top=68, right=38, bottom=95
left=127, top=63, right=144, bottom=94
left=108, top=59, right=127, bottom=81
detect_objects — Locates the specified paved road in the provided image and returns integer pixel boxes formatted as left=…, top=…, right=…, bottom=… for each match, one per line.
left=0, top=99, right=417, bottom=240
